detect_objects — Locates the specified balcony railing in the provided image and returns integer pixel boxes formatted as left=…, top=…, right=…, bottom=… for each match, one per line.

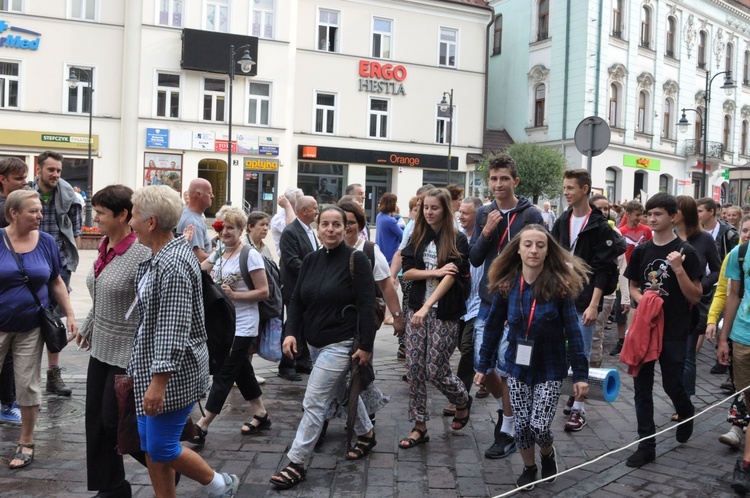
left=685, top=139, right=724, bottom=159
left=697, top=61, right=706, bottom=69
left=611, top=30, right=622, bottom=39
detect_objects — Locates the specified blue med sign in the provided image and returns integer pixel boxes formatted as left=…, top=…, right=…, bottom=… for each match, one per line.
left=146, top=128, right=169, bottom=149
left=0, top=20, right=41, bottom=50
left=259, top=145, right=279, bottom=156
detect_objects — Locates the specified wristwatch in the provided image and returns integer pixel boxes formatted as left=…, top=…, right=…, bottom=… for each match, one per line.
left=392, top=311, right=402, bottom=318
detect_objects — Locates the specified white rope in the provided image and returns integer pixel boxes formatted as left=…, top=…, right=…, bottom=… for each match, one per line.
left=491, top=384, right=750, bottom=498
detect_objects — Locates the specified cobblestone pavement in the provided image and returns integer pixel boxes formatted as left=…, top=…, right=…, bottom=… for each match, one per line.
left=0, top=250, right=743, bottom=497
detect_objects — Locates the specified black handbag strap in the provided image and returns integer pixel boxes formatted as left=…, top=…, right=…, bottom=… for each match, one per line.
left=1, top=228, right=44, bottom=310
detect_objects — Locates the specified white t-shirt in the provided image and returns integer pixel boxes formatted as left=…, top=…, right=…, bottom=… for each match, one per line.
left=569, top=214, right=587, bottom=249
left=354, top=239, right=389, bottom=282
left=208, top=246, right=265, bottom=337
left=423, top=240, right=439, bottom=308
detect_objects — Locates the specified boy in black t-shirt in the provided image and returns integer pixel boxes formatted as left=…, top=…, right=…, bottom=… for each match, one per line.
left=623, top=193, right=703, bottom=468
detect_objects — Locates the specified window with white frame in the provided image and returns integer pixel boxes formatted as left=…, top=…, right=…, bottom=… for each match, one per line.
left=202, top=78, right=226, bottom=122
left=698, top=31, right=707, bottom=69
left=70, top=0, right=96, bottom=21
left=662, top=98, right=673, bottom=139
left=251, top=0, right=274, bottom=39
left=318, top=9, right=340, bottom=52
left=640, top=5, right=652, bottom=49
left=439, top=27, right=457, bottom=68
left=534, top=84, right=545, bottom=127
left=66, top=66, right=93, bottom=114
left=609, top=83, right=619, bottom=127
left=158, top=0, right=184, bottom=27
left=368, top=98, right=389, bottom=139
left=744, top=50, right=750, bottom=85
left=155, top=72, right=180, bottom=118
left=493, top=15, right=502, bottom=55
left=605, top=167, right=618, bottom=201
left=248, top=82, right=271, bottom=126
left=205, top=0, right=228, bottom=33
left=611, top=0, right=623, bottom=38
left=1, top=0, right=22, bottom=12
left=636, top=90, right=649, bottom=133
left=372, top=18, right=392, bottom=59
left=727, top=42, right=734, bottom=74
left=742, top=120, right=749, bottom=155
left=724, top=114, right=733, bottom=152
left=0, top=61, right=19, bottom=109
left=537, top=0, right=549, bottom=41
left=435, top=103, right=453, bottom=144
left=314, top=92, right=336, bottom=134
left=665, top=16, right=676, bottom=58
left=659, top=174, right=672, bottom=194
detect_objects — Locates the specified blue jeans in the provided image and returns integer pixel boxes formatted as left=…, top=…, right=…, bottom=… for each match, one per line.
left=287, top=340, right=373, bottom=465
left=473, top=306, right=509, bottom=377
left=577, top=311, right=596, bottom=361
left=633, top=340, right=694, bottom=450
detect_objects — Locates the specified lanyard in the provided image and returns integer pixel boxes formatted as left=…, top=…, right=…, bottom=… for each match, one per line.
left=568, top=209, right=591, bottom=250
left=497, top=212, right=518, bottom=251
left=519, top=276, right=537, bottom=339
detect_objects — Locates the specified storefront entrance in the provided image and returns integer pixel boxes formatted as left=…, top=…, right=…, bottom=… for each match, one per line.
left=243, top=169, right=277, bottom=215
left=365, top=166, right=391, bottom=224
left=198, top=158, right=227, bottom=217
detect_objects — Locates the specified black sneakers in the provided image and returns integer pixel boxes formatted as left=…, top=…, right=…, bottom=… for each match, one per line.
left=485, top=414, right=516, bottom=459
left=732, top=458, right=750, bottom=495
left=516, top=465, right=538, bottom=491
left=609, top=339, right=623, bottom=356
left=625, top=447, right=655, bottom=468
left=540, top=447, right=558, bottom=483
left=675, top=406, right=695, bottom=443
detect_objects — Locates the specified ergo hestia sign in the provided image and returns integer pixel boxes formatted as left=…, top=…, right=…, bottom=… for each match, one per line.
left=0, top=20, right=41, bottom=50
left=358, top=60, right=406, bottom=95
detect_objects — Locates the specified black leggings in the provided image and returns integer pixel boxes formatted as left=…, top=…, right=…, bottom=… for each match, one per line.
left=206, top=335, right=263, bottom=414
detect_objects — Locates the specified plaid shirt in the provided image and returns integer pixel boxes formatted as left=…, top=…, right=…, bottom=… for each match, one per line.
left=35, top=187, right=82, bottom=270
left=478, top=276, right=588, bottom=385
left=127, top=237, right=210, bottom=417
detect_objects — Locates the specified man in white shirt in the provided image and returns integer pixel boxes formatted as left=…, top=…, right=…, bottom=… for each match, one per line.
left=271, top=187, right=303, bottom=257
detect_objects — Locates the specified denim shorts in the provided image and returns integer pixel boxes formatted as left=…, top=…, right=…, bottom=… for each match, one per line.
left=473, top=306, right=509, bottom=377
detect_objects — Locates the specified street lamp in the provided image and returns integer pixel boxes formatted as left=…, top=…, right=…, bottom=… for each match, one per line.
left=226, top=45, right=255, bottom=206
left=66, top=67, right=94, bottom=226
left=439, top=89, right=454, bottom=185
left=677, top=70, right=735, bottom=198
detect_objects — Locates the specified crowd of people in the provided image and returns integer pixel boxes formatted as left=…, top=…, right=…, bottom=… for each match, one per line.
left=4, top=150, right=750, bottom=495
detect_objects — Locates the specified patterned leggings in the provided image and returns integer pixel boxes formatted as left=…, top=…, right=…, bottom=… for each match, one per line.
left=507, top=376, right=562, bottom=451
left=405, top=308, right=468, bottom=422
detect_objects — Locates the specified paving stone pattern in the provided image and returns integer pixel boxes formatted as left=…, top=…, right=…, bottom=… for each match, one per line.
left=0, top=251, right=743, bottom=496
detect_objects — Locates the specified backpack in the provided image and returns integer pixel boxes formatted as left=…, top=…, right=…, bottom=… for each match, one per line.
left=739, top=241, right=749, bottom=299
left=239, top=245, right=283, bottom=320
left=601, top=225, right=627, bottom=296
left=201, top=270, right=236, bottom=375
left=361, top=241, right=387, bottom=329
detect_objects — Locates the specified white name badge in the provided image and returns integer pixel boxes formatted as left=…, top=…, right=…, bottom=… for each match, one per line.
left=515, top=339, right=534, bottom=367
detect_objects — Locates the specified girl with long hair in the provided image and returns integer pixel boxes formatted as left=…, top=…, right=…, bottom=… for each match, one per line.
left=475, top=224, right=590, bottom=491
left=398, top=188, right=471, bottom=449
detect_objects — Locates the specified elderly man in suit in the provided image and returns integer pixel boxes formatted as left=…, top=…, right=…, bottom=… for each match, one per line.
left=278, top=196, right=319, bottom=381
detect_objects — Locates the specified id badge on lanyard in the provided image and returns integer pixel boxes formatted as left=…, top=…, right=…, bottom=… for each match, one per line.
left=515, top=276, right=536, bottom=367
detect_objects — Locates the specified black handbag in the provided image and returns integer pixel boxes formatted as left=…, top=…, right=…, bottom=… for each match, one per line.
left=2, top=228, right=68, bottom=353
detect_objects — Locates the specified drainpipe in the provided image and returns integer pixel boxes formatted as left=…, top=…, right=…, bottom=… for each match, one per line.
left=562, top=0, right=572, bottom=139
left=594, top=0, right=604, bottom=115
left=483, top=10, right=496, bottom=154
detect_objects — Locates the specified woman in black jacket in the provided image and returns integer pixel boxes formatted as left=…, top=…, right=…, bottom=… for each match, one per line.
left=270, top=206, right=377, bottom=490
left=399, top=188, right=472, bottom=449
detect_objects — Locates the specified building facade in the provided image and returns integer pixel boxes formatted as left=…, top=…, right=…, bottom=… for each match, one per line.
left=488, top=0, right=750, bottom=205
left=0, top=0, right=490, bottom=219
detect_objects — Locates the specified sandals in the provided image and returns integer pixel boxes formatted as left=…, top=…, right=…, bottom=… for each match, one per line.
left=452, top=395, right=473, bottom=431
left=443, top=405, right=456, bottom=417
left=9, top=443, right=34, bottom=469
left=399, top=427, right=430, bottom=449
left=270, top=461, right=306, bottom=489
left=191, top=425, right=207, bottom=446
left=671, top=413, right=683, bottom=423
left=241, top=413, right=272, bottom=435
left=346, top=432, right=377, bottom=460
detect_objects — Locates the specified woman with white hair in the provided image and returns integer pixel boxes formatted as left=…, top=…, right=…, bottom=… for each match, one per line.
left=128, top=185, right=239, bottom=498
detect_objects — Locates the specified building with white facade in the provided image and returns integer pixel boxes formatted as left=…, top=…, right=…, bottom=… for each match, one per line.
left=488, top=0, right=750, bottom=205
left=0, top=0, right=490, bottom=220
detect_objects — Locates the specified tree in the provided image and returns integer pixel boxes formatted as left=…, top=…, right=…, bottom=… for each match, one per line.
left=505, top=142, right=567, bottom=204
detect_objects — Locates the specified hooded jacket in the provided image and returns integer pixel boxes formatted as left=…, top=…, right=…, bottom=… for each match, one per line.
left=469, top=195, right=543, bottom=306
left=552, top=205, right=625, bottom=312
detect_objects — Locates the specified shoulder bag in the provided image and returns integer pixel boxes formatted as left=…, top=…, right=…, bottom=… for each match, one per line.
left=1, top=228, right=68, bottom=353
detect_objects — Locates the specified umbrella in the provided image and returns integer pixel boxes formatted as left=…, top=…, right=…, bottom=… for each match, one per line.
left=341, top=304, right=375, bottom=450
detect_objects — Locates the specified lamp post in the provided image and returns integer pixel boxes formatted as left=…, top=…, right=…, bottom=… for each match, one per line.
left=226, top=45, right=255, bottom=206
left=677, top=70, right=735, bottom=198
left=439, top=89, right=454, bottom=185
left=66, top=67, right=94, bottom=227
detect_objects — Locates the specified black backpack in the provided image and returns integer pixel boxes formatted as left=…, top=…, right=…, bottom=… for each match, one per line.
left=239, top=245, right=283, bottom=320
left=739, top=241, right=749, bottom=299
left=201, top=270, right=236, bottom=375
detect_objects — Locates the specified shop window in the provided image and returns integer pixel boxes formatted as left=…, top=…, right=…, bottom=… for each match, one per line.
left=297, top=163, right=345, bottom=203
left=248, top=82, right=271, bottom=126
left=318, top=9, right=340, bottom=52
left=698, top=30, right=707, bottom=69
left=251, top=0, right=274, bottom=39
left=69, top=0, right=96, bottom=20
left=659, top=174, right=672, bottom=194
left=423, top=170, right=466, bottom=189
left=439, top=27, right=457, bottom=68
left=205, top=0, right=228, bottom=33
left=66, top=65, right=93, bottom=114
left=493, top=15, right=502, bottom=55
left=0, top=61, right=19, bottom=109
left=314, top=92, right=336, bottom=134
left=157, top=0, right=183, bottom=27
left=372, top=17, right=392, bottom=59
left=155, top=72, right=180, bottom=118
left=368, top=98, right=389, bottom=139
left=202, top=77, right=226, bottom=122
left=1, top=0, right=22, bottom=12
left=605, top=167, right=618, bottom=202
